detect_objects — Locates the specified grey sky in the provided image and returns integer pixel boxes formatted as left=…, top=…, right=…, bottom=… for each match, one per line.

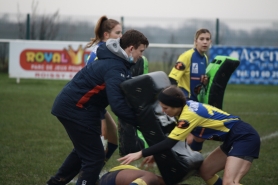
left=0, top=0, right=277, bottom=20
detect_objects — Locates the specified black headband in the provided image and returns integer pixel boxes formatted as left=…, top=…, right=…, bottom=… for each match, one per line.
left=158, top=91, right=185, bottom=107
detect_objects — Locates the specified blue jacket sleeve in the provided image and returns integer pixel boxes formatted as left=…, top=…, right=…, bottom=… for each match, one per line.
left=104, top=67, right=138, bottom=126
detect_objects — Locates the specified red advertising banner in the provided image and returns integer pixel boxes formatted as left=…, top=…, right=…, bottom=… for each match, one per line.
left=20, top=45, right=90, bottom=72
left=9, top=41, right=92, bottom=81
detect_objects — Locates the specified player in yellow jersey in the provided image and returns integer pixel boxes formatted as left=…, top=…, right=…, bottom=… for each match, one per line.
left=168, top=28, right=211, bottom=102
left=118, top=85, right=260, bottom=185
left=168, top=28, right=211, bottom=148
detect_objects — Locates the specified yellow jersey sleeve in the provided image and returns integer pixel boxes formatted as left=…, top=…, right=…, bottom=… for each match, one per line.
left=168, top=105, right=200, bottom=141
left=109, top=165, right=139, bottom=172
left=168, top=49, right=193, bottom=82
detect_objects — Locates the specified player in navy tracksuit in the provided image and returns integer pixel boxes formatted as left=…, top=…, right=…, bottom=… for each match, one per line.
left=46, top=29, right=149, bottom=185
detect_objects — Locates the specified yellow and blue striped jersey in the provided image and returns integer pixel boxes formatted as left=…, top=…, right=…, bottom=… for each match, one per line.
left=168, top=101, right=240, bottom=141
left=168, top=48, right=208, bottom=101
left=86, top=42, right=104, bottom=65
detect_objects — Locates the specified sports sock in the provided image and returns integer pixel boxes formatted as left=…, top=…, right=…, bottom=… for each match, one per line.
left=130, top=178, right=147, bottom=185
left=205, top=174, right=222, bottom=185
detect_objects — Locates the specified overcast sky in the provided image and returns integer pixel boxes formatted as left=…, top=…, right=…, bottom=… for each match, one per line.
left=0, top=0, right=277, bottom=20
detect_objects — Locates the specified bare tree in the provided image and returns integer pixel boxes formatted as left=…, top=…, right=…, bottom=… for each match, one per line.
left=30, top=0, right=38, bottom=39
left=162, top=34, right=178, bottom=73
left=17, top=0, right=60, bottom=40
left=16, top=3, right=25, bottom=39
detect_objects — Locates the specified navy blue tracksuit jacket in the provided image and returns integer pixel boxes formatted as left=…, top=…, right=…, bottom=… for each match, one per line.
left=51, top=43, right=137, bottom=135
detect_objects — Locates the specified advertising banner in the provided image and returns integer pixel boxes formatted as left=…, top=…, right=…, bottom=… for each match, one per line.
left=9, top=40, right=91, bottom=81
left=210, top=46, right=278, bottom=85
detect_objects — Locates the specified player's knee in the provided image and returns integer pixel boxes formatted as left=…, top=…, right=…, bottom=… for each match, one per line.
left=199, top=165, right=214, bottom=180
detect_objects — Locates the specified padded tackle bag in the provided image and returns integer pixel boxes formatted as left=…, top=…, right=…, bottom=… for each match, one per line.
left=118, top=118, right=145, bottom=156
left=120, top=71, right=203, bottom=185
left=119, top=56, right=149, bottom=156
left=198, top=56, right=240, bottom=109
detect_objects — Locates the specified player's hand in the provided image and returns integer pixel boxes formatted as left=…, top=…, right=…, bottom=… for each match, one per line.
left=201, top=75, right=209, bottom=86
left=117, top=151, right=142, bottom=165
left=194, top=84, right=202, bottom=95
left=140, top=155, right=155, bottom=169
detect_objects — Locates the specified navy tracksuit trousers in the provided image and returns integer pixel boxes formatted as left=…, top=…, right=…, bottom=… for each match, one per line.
left=47, top=117, right=105, bottom=185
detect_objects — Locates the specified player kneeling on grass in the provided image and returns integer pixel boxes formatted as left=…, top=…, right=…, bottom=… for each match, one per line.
left=118, top=85, right=261, bottom=185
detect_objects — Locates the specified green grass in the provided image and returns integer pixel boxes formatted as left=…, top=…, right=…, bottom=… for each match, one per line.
left=0, top=72, right=278, bottom=185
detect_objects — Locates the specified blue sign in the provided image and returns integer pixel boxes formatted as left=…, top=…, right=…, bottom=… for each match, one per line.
left=210, top=46, right=278, bottom=85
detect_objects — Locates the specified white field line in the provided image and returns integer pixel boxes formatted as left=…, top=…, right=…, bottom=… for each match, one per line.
left=203, top=131, right=278, bottom=157
left=260, top=131, right=278, bottom=141
left=69, top=131, right=278, bottom=184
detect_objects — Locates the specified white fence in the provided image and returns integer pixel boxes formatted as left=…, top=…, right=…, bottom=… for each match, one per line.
left=0, top=39, right=193, bottom=83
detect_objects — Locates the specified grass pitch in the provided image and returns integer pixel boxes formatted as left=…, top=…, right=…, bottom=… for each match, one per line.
left=0, top=73, right=278, bottom=185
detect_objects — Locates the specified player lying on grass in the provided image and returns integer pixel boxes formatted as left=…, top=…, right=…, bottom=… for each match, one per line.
left=99, top=164, right=189, bottom=185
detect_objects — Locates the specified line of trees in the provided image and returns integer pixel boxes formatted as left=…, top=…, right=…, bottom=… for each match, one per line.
left=0, top=1, right=277, bottom=72
left=16, top=0, right=59, bottom=40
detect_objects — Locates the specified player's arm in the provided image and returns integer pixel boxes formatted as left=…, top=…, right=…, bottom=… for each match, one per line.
left=168, top=53, right=190, bottom=84
left=168, top=61, right=185, bottom=84
left=189, top=136, right=205, bottom=152
left=118, top=134, right=181, bottom=164
left=142, top=119, right=196, bottom=157
left=169, top=77, right=178, bottom=85
left=141, top=137, right=178, bottom=157
left=105, top=68, right=138, bottom=126
left=178, top=112, right=205, bottom=152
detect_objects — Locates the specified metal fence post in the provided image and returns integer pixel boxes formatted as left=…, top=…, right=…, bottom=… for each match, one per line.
left=121, top=16, right=124, bottom=33
left=215, top=18, right=219, bottom=45
left=26, top=14, right=30, bottom=40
